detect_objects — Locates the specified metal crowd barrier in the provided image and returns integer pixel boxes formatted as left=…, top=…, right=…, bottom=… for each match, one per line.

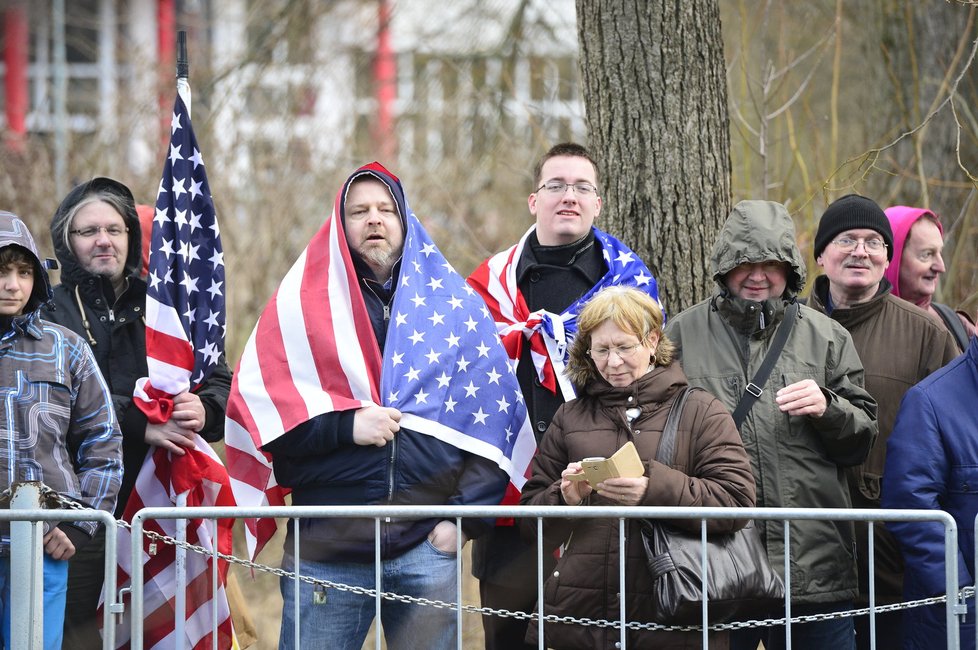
left=2, top=483, right=119, bottom=650
left=3, top=493, right=970, bottom=649
left=125, top=504, right=965, bottom=650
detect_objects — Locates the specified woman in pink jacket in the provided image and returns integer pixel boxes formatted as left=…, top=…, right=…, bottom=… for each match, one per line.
left=884, top=205, right=975, bottom=351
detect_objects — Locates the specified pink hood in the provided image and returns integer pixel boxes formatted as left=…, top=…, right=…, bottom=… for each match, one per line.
left=883, top=205, right=943, bottom=305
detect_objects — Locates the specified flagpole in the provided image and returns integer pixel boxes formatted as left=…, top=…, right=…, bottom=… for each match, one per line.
left=173, top=28, right=189, bottom=648
left=176, top=30, right=191, bottom=117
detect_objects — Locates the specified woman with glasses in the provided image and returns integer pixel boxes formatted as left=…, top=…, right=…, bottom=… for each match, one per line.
left=519, top=285, right=756, bottom=649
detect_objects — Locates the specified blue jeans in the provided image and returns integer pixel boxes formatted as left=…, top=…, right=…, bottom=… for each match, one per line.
left=0, top=554, right=69, bottom=650
left=278, top=539, right=459, bottom=650
left=730, top=601, right=856, bottom=650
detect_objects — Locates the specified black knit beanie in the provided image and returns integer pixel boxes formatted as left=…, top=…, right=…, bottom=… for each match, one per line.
left=813, top=194, right=894, bottom=261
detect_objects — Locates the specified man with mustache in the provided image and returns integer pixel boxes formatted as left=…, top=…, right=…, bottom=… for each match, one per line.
left=808, top=193, right=958, bottom=650
left=245, top=163, right=519, bottom=649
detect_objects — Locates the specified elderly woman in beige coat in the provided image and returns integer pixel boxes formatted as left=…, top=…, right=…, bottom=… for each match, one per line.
left=520, top=286, right=756, bottom=649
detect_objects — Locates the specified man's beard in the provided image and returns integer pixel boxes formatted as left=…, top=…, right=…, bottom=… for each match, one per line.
left=360, top=239, right=397, bottom=273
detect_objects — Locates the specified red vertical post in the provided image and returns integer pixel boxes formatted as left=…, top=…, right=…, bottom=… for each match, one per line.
left=157, top=0, right=176, bottom=149
left=373, top=0, right=397, bottom=161
left=4, top=1, right=29, bottom=153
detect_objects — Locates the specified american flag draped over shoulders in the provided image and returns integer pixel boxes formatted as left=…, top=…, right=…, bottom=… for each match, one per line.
left=225, top=163, right=533, bottom=561
left=110, top=94, right=235, bottom=650
left=468, top=225, right=659, bottom=401
left=467, top=226, right=659, bottom=516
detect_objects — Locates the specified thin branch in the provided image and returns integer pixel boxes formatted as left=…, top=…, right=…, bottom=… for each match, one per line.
left=820, top=13, right=978, bottom=195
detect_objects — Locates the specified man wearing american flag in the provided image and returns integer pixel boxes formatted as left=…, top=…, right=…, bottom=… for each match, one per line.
left=467, top=142, right=660, bottom=650
left=227, top=162, right=528, bottom=649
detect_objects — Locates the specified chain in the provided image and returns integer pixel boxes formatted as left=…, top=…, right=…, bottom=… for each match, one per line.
left=22, top=487, right=978, bottom=633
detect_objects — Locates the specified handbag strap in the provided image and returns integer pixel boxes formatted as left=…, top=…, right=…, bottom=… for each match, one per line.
left=730, top=301, right=799, bottom=428
left=654, top=386, right=697, bottom=466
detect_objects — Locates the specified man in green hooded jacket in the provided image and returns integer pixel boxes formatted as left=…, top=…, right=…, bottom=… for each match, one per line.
left=665, top=200, right=878, bottom=650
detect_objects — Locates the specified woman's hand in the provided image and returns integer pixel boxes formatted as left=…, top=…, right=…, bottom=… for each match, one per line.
left=560, top=462, right=592, bottom=505
left=596, top=476, right=649, bottom=506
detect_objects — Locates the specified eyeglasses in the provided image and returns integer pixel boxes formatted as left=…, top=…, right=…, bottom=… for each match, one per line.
left=69, top=225, right=128, bottom=239
left=588, top=343, right=642, bottom=361
left=536, top=180, right=598, bottom=196
left=831, top=236, right=888, bottom=254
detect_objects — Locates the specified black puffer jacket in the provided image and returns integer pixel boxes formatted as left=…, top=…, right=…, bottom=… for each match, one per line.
left=43, top=177, right=232, bottom=515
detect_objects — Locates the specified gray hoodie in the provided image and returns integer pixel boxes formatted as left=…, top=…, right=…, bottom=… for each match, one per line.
left=0, top=211, right=122, bottom=546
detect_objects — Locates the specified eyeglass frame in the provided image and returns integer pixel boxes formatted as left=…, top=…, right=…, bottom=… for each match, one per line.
left=587, top=343, right=644, bottom=362
left=535, top=180, right=599, bottom=196
left=830, top=235, right=888, bottom=254
left=68, top=225, right=130, bottom=239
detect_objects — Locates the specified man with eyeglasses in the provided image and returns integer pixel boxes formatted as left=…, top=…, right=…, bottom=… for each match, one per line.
left=883, top=206, right=975, bottom=352
left=43, top=177, right=232, bottom=649
left=468, top=142, right=659, bottom=650
left=665, top=200, right=877, bottom=650
left=808, top=193, right=958, bottom=650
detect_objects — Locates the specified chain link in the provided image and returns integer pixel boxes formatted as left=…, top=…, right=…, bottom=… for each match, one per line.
left=22, top=486, right=978, bottom=633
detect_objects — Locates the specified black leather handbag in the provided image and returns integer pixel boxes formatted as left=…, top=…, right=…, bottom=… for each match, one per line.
left=641, top=387, right=784, bottom=624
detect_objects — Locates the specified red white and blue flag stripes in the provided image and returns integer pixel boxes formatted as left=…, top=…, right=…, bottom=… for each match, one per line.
left=467, top=226, right=659, bottom=516
left=114, top=94, right=234, bottom=650
left=225, top=163, right=533, bottom=561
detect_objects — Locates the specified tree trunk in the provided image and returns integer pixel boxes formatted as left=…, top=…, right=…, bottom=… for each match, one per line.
left=576, top=0, right=731, bottom=315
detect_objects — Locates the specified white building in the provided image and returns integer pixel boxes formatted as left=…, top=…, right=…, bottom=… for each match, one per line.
left=2, top=0, right=584, bottom=186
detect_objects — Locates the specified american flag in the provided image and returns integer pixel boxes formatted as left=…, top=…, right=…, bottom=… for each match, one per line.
left=225, top=163, right=533, bottom=561
left=468, top=225, right=659, bottom=400
left=112, top=94, right=235, bottom=649
left=468, top=225, right=659, bottom=516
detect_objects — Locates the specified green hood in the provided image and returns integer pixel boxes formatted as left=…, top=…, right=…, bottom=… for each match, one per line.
left=710, top=200, right=806, bottom=297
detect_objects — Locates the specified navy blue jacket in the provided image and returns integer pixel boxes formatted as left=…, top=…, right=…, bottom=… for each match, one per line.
left=264, top=166, right=507, bottom=562
left=883, top=336, right=978, bottom=649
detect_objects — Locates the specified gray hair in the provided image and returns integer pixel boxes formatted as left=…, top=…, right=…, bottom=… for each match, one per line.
left=60, top=190, right=131, bottom=251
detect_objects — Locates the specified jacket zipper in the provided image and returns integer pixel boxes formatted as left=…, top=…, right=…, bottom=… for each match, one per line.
left=361, top=280, right=393, bottom=322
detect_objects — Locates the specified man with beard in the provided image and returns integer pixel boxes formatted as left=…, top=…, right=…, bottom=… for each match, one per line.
left=44, top=177, right=232, bottom=649
left=807, top=194, right=958, bottom=650
left=243, top=164, right=517, bottom=649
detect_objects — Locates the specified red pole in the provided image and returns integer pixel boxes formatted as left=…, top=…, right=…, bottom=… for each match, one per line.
left=157, top=0, right=176, bottom=150
left=4, top=1, right=29, bottom=153
left=373, top=0, right=397, bottom=161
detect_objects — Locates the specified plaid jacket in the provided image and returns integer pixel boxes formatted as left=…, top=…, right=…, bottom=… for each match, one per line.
left=0, top=211, right=122, bottom=543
